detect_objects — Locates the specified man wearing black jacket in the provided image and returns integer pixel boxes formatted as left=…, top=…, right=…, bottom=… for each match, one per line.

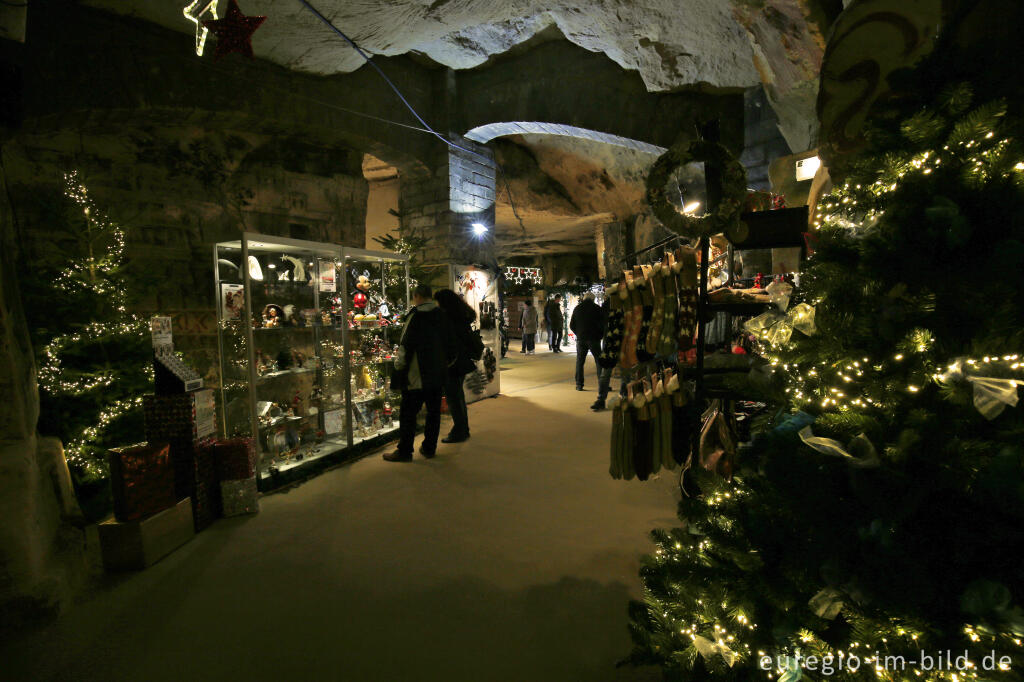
left=385, top=284, right=454, bottom=461
left=569, top=292, right=606, bottom=392
left=544, top=294, right=564, bottom=352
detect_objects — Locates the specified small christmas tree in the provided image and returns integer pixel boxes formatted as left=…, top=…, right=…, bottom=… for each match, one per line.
left=626, top=80, right=1024, bottom=680
left=22, top=172, right=150, bottom=489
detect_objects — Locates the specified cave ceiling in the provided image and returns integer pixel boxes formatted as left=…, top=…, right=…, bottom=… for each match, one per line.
left=83, top=0, right=830, bottom=257
left=84, top=0, right=826, bottom=150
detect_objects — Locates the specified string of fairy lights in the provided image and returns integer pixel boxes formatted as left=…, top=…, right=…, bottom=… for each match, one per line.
left=39, top=172, right=148, bottom=473
left=637, top=108, right=1024, bottom=679
left=647, top=476, right=1024, bottom=680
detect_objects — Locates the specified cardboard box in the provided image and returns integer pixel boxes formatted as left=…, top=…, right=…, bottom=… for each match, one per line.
left=221, top=478, right=259, bottom=517
left=99, top=498, right=194, bottom=571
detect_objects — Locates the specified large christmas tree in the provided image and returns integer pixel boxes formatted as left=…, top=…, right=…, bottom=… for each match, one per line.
left=21, top=172, right=150, bottom=493
left=626, top=77, right=1024, bottom=681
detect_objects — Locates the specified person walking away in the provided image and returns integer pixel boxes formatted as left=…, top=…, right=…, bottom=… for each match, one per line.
left=385, top=284, right=453, bottom=461
left=545, top=294, right=564, bottom=352
left=520, top=299, right=538, bottom=354
left=592, top=298, right=614, bottom=411
left=434, top=288, right=477, bottom=443
left=569, top=292, right=606, bottom=393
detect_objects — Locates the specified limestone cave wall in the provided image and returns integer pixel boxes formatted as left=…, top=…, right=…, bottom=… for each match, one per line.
left=2, top=127, right=368, bottom=387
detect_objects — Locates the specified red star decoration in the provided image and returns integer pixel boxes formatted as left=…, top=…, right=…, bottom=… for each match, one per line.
left=202, top=0, right=266, bottom=60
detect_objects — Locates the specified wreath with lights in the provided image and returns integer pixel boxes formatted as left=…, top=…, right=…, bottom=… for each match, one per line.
left=645, top=138, right=747, bottom=239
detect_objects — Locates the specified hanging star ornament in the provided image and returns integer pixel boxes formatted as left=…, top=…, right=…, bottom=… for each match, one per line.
left=183, top=0, right=218, bottom=56
left=202, top=0, right=266, bottom=60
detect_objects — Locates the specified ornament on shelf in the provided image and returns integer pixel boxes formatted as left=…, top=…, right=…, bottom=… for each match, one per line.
left=261, top=304, right=283, bottom=328
left=352, top=271, right=373, bottom=310
left=201, top=0, right=266, bottom=60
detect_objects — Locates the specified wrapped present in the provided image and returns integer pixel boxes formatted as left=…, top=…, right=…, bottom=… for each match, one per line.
left=108, top=442, right=177, bottom=523
left=221, top=478, right=260, bottom=517
left=99, top=498, right=194, bottom=571
left=212, top=438, right=256, bottom=480
left=143, top=390, right=216, bottom=443
left=169, top=437, right=221, bottom=531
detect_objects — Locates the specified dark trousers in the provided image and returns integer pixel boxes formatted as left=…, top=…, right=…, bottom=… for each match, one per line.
left=597, top=365, right=613, bottom=401
left=575, top=337, right=601, bottom=388
left=397, top=387, right=442, bottom=455
left=548, top=327, right=563, bottom=350
left=444, top=370, right=469, bottom=437
left=521, top=333, right=535, bottom=352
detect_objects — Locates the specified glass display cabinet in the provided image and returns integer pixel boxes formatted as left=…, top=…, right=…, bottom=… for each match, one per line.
left=214, top=234, right=409, bottom=487
left=338, top=247, right=411, bottom=445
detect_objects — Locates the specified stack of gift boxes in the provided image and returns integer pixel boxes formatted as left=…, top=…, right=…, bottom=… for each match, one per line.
left=101, top=440, right=194, bottom=571
left=101, top=318, right=261, bottom=571
left=142, top=392, right=261, bottom=524
left=143, top=391, right=221, bottom=530
left=213, top=438, right=260, bottom=516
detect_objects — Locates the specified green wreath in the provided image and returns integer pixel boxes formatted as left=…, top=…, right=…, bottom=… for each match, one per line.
left=645, top=139, right=747, bottom=239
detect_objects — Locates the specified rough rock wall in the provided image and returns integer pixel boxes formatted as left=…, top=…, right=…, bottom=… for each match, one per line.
left=4, top=128, right=367, bottom=387
left=742, top=86, right=795, bottom=189
left=0, top=150, right=86, bottom=634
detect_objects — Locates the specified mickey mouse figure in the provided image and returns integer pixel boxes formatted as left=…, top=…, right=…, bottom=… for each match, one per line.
left=352, top=270, right=372, bottom=311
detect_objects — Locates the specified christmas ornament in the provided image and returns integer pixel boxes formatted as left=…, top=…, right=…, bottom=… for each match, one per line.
left=939, top=358, right=1024, bottom=420
left=184, top=0, right=219, bottom=56
left=202, top=0, right=266, bottom=60
left=743, top=303, right=816, bottom=346
left=797, top=426, right=880, bottom=468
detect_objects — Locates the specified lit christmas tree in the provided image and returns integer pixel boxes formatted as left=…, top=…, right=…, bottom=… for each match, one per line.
left=626, top=82, right=1024, bottom=680
left=24, top=171, right=150, bottom=483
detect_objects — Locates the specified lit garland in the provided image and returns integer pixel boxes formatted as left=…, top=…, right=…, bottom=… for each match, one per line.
left=504, top=265, right=543, bottom=285
left=37, top=172, right=149, bottom=474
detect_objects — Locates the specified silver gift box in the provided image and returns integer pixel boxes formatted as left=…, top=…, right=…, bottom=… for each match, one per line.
left=221, top=477, right=260, bottom=516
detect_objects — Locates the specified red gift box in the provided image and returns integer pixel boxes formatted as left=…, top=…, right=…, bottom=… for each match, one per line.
left=169, top=437, right=221, bottom=532
left=212, top=438, right=256, bottom=481
left=108, top=442, right=177, bottom=523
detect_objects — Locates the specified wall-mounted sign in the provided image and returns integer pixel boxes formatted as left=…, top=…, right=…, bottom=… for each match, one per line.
left=150, top=316, right=173, bottom=349
left=319, top=262, right=336, bottom=292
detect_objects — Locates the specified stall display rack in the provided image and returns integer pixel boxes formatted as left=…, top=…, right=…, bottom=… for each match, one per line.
left=214, top=233, right=409, bottom=489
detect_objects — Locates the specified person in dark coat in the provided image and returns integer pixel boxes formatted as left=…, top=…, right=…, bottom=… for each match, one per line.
left=385, top=283, right=454, bottom=461
left=434, top=288, right=476, bottom=443
left=544, top=294, right=564, bottom=352
left=520, top=300, right=538, bottom=354
left=569, top=292, right=606, bottom=392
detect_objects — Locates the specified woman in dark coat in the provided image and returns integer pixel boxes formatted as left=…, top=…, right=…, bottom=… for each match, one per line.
left=434, top=288, right=477, bottom=443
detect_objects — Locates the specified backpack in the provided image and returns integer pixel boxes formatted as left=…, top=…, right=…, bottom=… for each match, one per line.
left=467, top=329, right=485, bottom=361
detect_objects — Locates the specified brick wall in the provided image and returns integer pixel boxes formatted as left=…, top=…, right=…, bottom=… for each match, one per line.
left=399, top=135, right=496, bottom=267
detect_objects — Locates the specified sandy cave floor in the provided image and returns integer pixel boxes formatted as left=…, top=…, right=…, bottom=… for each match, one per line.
left=3, top=349, right=681, bottom=682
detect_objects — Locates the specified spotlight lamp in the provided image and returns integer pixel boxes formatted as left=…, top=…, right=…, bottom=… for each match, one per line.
left=471, top=222, right=488, bottom=237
